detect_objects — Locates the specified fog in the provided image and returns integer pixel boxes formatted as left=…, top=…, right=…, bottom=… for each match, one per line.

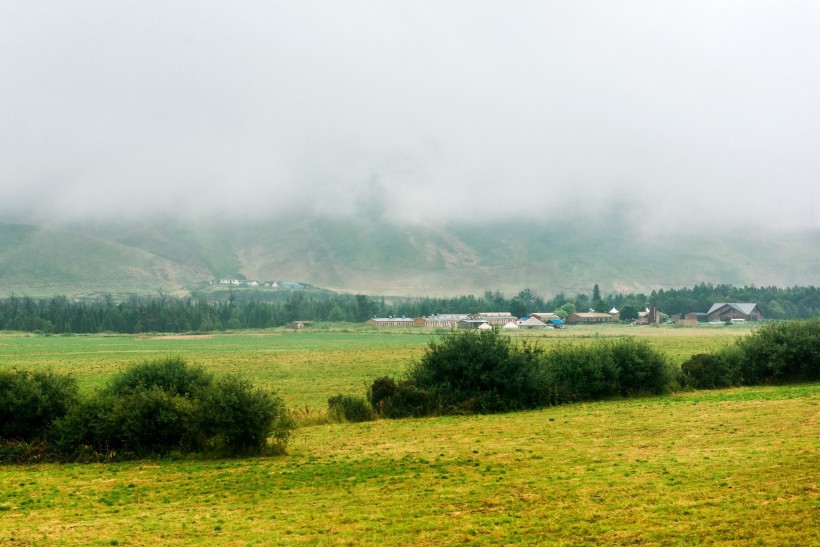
left=1, top=1, right=818, bottom=229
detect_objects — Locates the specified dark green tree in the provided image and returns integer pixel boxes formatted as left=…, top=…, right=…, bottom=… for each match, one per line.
left=619, top=304, right=640, bottom=322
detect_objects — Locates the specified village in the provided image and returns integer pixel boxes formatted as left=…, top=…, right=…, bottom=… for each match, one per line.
left=364, top=303, right=765, bottom=329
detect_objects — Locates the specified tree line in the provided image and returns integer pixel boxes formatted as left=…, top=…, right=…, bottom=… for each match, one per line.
left=1, top=283, right=819, bottom=334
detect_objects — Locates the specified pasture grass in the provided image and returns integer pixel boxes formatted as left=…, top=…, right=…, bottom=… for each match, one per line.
left=0, top=323, right=748, bottom=410
left=0, top=384, right=817, bottom=545
left=0, top=325, right=817, bottom=544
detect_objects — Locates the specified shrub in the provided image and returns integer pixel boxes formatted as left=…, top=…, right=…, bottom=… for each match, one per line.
left=374, top=331, right=676, bottom=417
left=0, top=440, right=54, bottom=464
left=368, top=377, right=432, bottom=418
left=407, top=328, right=547, bottom=413
left=736, top=319, right=820, bottom=384
left=107, top=356, right=212, bottom=397
left=195, top=375, right=293, bottom=456
left=542, top=339, right=674, bottom=404
left=0, top=370, right=79, bottom=442
left=542, top=344, right=619, bottom=404
left=681, top=347, right=743, bottom=389
left=609, top=338, right=676, bottom=396
left=368, top=376, right=398, bottom=409
left=327, top=394, right=376, bottom=422
left=53, top=387, right=193, bottom=458
left=52, top=358, right=294, bottom=460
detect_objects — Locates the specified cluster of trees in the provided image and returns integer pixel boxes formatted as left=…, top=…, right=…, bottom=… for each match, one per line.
left=364, top=329, right=677, bottom=418
left=681, top=318, right=820, bottom=388
left=0, top=358, right=293, bottom=463
left=1, top=283, right=820, bottom=334
left=360, top=319, right=820, bottom=420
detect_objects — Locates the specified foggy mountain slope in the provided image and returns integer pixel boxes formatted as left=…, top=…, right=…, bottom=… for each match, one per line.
left=0, top=223, right=206, bottom=297
left=2, top=218, right=819, bottom=299
left=69, top=220, right=243, bottom=279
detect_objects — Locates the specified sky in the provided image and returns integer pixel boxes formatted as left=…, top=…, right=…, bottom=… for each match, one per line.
left=1, top=1, right=819, bottom=228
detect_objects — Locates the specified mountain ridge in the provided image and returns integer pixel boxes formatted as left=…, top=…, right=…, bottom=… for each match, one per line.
left=1, top=217, right=818, bottom=299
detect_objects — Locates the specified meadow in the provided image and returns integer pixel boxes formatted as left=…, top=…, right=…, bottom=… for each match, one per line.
left=1, top=324, right=817, bottom=545
left=0, top=323, right=747, bottom=410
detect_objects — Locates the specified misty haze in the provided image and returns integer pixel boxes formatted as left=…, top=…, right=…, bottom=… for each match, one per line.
left=1, top=1, right=819, bottom=298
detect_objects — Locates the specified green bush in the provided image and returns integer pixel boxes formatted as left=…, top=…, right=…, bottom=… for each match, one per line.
left=107, top=356, right=212, bottom=397
left=542, top=344, right=619, bottom=404
left=372, top=331, right=676, bottom=418
left=407, top=328, right=548, bottom=413
left=0, top=440, right=54, bottom=464
left=368, top=377, right=431, bottom=418
left=681, top=347, right=743, bottom=389
left=0, top=370, right=79, bottom=442
left=327, top=394, right=376, bottom=422
left=52, top=357, right=293, bottom=460
left=368, top=376, right=398, bottom=409
left=737, top=319, right=820, bottom=384
left=542, top=339, right=674, bottom=404
left=609, top=338, right=676, bottom=396
left=195, top=375, right=293, bottom=456
left=53, top=387, right=193, bottom=458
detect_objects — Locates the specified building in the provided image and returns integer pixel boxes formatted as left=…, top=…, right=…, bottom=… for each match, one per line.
left=678, top=312, right=708, bottom=325
left=366, top=317, right=416, bottom=327
left=418, top=314, right=469, bottom=328
left=475, top=312, right=518, bottom=326
left=706, top=303, right=764, bottom=322
left=566, top=312, right=616, bottom=324
left=458, top=319, right=490, bottom=330
left=530, top=312, right=560, bottom=322
left=634, top=305, right=661, bottom=325
left=516, top=316, right=548, bottom=329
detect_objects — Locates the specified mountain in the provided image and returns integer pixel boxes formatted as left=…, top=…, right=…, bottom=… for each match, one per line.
left=1, top=216, right=819, bottom=299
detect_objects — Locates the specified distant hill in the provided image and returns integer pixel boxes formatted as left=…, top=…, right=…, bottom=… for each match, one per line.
left=1, top=216, right=819, bottom=299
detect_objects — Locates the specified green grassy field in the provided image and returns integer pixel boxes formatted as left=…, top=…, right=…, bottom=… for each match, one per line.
left=1, top=325, right=817, bottom=545
left=0, top=324, right=747, bottom=409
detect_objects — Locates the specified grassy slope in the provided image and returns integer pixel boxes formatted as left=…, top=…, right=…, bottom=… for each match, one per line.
left=3, top=217, right=820, bottom=298
left=0, top=223, right=205, bottom=297
left=200, top=217, right=820, bottom=296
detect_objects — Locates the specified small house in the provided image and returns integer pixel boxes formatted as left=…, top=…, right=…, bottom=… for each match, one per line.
left=516, top=316, right=548, bottom=329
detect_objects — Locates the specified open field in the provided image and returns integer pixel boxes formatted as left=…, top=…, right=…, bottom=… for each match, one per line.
left=2, top=324, right=817, bottom=545
left=0, top=323, right=750, bottom=409
left=1, top=385, right=817, bottom=545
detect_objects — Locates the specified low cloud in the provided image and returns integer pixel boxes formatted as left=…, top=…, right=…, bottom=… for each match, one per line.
left=1, top=1, right=818, bottom=229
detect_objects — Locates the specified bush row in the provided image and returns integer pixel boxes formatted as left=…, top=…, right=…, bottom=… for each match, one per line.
left=681, top=319, right=820, bottom=389
left=0, top=357, right=293, bottom=462
left=367, top=329, right=677, bottom=417
left=362, top=320, right=820, bottom=420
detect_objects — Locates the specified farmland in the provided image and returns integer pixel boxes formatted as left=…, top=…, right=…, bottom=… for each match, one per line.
left=1, top=324, right=818, bottom=545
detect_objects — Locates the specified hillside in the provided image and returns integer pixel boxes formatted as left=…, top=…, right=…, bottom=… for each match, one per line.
left=1, top=217, right=819, bottom=299
left=0, top=223, right=208, bottom=297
